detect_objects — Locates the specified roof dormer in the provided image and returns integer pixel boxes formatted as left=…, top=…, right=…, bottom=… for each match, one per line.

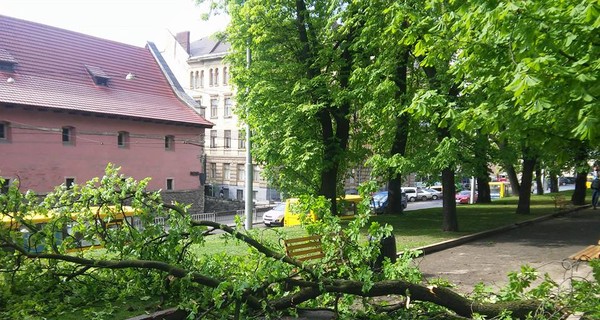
left=85, top=65, right=110, bottom=86
left=0, top=48, right=18, bottom=72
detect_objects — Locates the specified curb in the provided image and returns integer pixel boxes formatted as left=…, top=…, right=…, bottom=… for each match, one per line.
left=407, top=204, right=592, bottom=258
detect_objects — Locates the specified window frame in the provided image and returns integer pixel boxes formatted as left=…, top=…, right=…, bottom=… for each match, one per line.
left=0, top=121, right=10, bottom=142
left=164, top=135, right=175, bottom=151
left=210, top=130, right=217, bottom=148
left=166, top=178, right=174, bottom=191
left=65, top=177, right=75, bottom=189
left=224, top=97, right=232, bottom=118
left=210, top=98, right=218, bottom=118
left=238, top=130, right=246, bottom=150
left=117, top=131, right=129, bottom=148
left=223, top=163, right=231, bottom=181
left=224, top=130, right=231, bottom=149
left=62, top=126, right=75, bottom=146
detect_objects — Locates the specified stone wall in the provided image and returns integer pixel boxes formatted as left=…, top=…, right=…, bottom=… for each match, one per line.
left=161, top=189, right=205, bottom=213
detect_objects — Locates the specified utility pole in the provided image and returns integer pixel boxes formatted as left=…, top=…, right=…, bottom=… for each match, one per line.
left=244, top=43, right=253, bottom=230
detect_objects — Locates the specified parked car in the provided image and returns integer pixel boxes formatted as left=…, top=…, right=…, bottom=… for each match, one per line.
left=370, top=191, right=407, bottom=214
left=423, top=188, right=442, bottom=200
left=455, top=190, right=477, bottom=204
left=402, top=187, right=432, bottom=202
left=262, top=202, right=286, bottom=227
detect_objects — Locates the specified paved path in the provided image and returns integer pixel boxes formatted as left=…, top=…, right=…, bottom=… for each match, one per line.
left=415, top=206, right=600, bottom=294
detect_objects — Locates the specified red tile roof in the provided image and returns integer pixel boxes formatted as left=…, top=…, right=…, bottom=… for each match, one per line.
left=0, top=15, right=212, bottom=128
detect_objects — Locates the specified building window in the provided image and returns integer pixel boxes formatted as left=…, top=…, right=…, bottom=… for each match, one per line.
left=117, top=131, right=129, bottom=148
left=253, top=165, right=260, bottom=182
left=62, top=126, right=75, bottom=145
left=224, top=97, right=232, bottom=118
left=210, top=130, right=217, bottom=148
left=210, top=98, right=218, bottom=118
left=236, top=189, right=243, bottom=201
left=237, top=164, right=245, bottom=181
left=209, top=68, right=213, bottom=86
left=189, top=71, right=194, bottom=89
left=65, top=178, right=75, bottom=189
left=0, top=178, right=10, bottom=194
left=165, top=135, right=175, bottom=151
left=200, top=70, right=204, bottom=88
left=238, top=130, right=246, bottom=149
left=214, top=68, right=219, bottom=86
left=223, top=67, right=228, bottom=85
left=0, top=121, right=10, bottom=142
left=224, top=130, right=231, bottom=149
left=209, top=163, right=217, bottom=179
left=223, top=163, right=231, bottom=181
left=166, top=178, right=174, bottom=190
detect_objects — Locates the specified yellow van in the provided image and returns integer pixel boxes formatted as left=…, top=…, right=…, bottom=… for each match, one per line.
left=283, top=194, right=363, bottom=227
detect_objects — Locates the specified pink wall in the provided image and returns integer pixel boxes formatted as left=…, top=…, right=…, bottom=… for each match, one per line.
left=1, top=107, right=206, bottom=193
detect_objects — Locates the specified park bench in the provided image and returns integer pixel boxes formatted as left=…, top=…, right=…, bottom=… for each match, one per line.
left=569, top=240, right=600, bottom=261
left=283, top=235, right=325, bottom=263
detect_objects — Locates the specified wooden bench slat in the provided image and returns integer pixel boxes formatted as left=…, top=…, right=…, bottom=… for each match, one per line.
left=569, top=244, right=600, bottom=261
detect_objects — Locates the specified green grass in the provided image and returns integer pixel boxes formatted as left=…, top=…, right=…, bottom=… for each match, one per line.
left=194, top=191, right=579, bottom=255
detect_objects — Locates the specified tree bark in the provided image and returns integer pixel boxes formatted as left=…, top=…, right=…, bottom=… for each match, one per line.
left=571, top=141, right=589, bottom=205
left=441, top=167, right=458, bottom=231
left=385, top=48, right=410, bottom=214
left=506, top=164, right=521, bottom=196
left=516, top=155, right=536, bottom=215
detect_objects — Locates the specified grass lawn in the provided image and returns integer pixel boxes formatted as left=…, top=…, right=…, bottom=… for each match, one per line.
left=195, top=191, right=577, bottom=256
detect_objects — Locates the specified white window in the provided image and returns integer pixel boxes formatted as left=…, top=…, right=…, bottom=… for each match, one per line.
left=209, top=68, right=213, bottom=86
left=224, top=130, right=231, bottom=149
left=200, top=70, right=204, bottom=88
left=210, top=98, right=218, bottom=118
left=210, top=130, right=217, bottom=148
left=238, top=130, right=246, bottom=149
left=214, top=68, right=219, bottom=86
left=237, top=164, right=245, bottom=181
left=210, top=163, right=217, bottom=179
left=253, top=165, right=260, bottom=182
left=194, top=71, right=199, bottom=88
left=223, top=163, right=231, bottom=180
left=223, top=67, right=228, bottom=85
left=189, top=71, right=194, bottom=89
left=224, top=97, right=232, bottom=118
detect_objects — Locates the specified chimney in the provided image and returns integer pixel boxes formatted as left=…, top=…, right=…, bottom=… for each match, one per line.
left=175, top=31, right=190, bottom=54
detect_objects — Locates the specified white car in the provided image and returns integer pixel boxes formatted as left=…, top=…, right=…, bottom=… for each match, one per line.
left=423, top=188, right=442, bottom=200
left=402, top=187, right=433, bottom=201
left=262, top=202, right=286, bottom=227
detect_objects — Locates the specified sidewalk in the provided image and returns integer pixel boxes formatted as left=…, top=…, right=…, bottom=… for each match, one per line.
left=415, top=206, right=600, bottom=294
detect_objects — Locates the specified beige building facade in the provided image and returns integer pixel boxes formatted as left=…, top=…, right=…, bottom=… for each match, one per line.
left=153, top=31, right=278, bottom=202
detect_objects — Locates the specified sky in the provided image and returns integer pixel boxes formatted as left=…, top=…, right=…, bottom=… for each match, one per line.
left=0, top=0, right=230, bottom=47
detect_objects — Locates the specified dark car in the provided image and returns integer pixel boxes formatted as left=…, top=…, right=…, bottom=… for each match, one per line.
left=371, top=191, right=407, bottom=214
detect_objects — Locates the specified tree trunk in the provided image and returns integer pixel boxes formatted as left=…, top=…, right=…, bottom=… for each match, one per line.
left=476, top=176, right=491, bottom=203
left=534, top=165, right=544, bottom=195
left=474, top=132, right=491, bottom=203
left=505, top=164, right=521, bottom=195
left=571, top=141, right=589, bottom=205
left=385, top=48, right=410, bottom=214
left=548, top=171, right=560, bottom=193
left=442, top=167, right=458, bottom=231
left=516, top=156, right=536, bottom=215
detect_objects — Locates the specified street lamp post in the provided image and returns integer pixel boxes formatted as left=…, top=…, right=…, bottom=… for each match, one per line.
left=244, top=43, right=253, bottom=230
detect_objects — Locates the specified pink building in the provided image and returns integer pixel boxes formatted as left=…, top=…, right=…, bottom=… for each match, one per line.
left=0, top=15, right=212, bottom=202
